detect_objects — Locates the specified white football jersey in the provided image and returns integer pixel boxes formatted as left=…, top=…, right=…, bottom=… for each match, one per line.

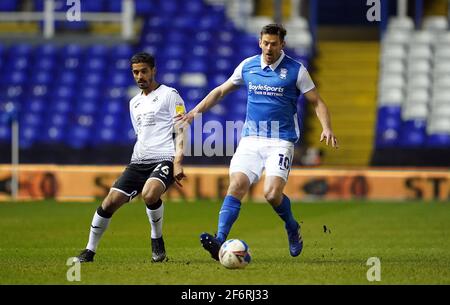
left=129, top=84, right=186, bottom=164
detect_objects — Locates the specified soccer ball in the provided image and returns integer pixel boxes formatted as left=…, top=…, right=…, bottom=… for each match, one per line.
left=219, top=239, right=251, bottom=269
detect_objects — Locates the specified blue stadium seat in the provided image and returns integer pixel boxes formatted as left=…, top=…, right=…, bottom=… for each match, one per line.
left=31, top=71, right=52, bottom=85
left=144, top=16, right=169, bottom=31
left=161, top=58, right=184, bottom=73
left=86, top=44, right=108, bottom=58
left=111, top=44, right=134, bottom=59
left=46, top=113, right=68, bottom=127
left=376, top=106, right=402, bottom=133
left=173, top=16, right=199, bottom=30
left=20, top=113, right=42, bottom=127
left=82, top=72, right=102, bottom=86
left=375, top=106, right=403, bottom=148
left=94, top=126, right=120, bottom=144
left=9, top=44, right=33, bottom=57
left=82, top=57, right=106, bottom=72
left=20, top=126, right=39, bottom=148
left=80, top=86, right=101, bottom=100
left=0, top=125, right=11, bottom=142
left=191, top=45, right=209, bottom=58
left=50, top=99, right=71, bottom=114
left=30, top=84, right=49, bottom=98
left=198, top=15, right=223, bottom=30
left=5, top=85, right=24, bottom=100
left=3, top=71, right=26, bottom=85
left=139, top=45, right=159, bottom=58
left=54, top=86, right=75, bottom=100
left=135, top=0, right=157, bottom=15
left=0, top=0, right=18, bottom=11
left=34, top=0, right=66, bottom=11
left=102, top=99, right=124, bottom=114
left=159, top=72, right=179, bottom=87
left=7, top=56, right=29, bottom=70
left=212, top=58, right=234, bottom=74
left=376, top=128, right=400, bottom=148
left=165, top=32, right=189, bottom=45
left=98, top=113, right=122, bottom=129
left=27, top=98, right=45, bottom=113
left=111, top=72, right=131, bottom=87
left=119, top=119, right=135, bottom=144
left=61, top=56, right=81, bottom=70
left=60, top=44, right=83, bottom=57
left=195, top=31, right=213, bottom=44
left=59, top=70, right=79, bottom=85
left=105, top=87, right=127, bottom=100
left=399, top=120, right=427, bottom=147
left=184, top=0, right=204, bottom=15
left=208, top=73, right=229, bottom=89
left=426, top=134, right=450, bottom=148
left=106, top=0, right=122, bottom=12
left=183, top=59, right=208, bottom=73
left=67, top=126, right=91, bottom=148
left=239, top=44, right=261, bottom=58
left=142, top=32, right=165, bottom=46
left=215, top=46, right=234, bottom=59
left=182, top=88, right=206, bottom=102
left=34, top=57, right=56, bottom=71
left=159, top=1, right=179, bottom=16
left=83, top=1, right=105, bottom=12
left=112, top=58, right=130, bottom=71
left=216, top=30, right=237, bottom=44
left=76, top=100, right=98, bottom=115
left=35, top=44, right=58, bottom=58
left=39, top=125, right=65, bottom=143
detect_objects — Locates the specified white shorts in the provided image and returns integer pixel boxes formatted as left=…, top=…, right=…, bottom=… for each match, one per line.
left=229, top=136, right=295, bottom=184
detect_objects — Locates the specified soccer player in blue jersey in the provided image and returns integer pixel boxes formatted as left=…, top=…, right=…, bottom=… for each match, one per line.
left=177, top=24, right=338, bottom=260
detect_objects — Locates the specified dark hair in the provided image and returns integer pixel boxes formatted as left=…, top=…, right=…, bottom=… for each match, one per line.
left=130, top=52, right=155, bottom=68
left=260, top=23, right=287, bottom=42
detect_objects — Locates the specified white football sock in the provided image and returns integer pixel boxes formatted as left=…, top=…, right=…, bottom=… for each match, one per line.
left=146, top=203, right=164, bottom=239
left=86, top=211, right=111, bottom=252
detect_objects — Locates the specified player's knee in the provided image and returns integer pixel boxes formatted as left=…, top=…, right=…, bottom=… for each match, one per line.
left=102, top=192, right=125, bottom=214
left=142, top=189, right=160, bottom=205
left=264, top=189, right=282, bottom=205
left=102, top=191, right=130, bottom=214
left=228, top=181, right=249, bottom=199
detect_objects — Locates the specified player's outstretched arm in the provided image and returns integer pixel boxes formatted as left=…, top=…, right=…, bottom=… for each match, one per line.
left=173, top=118, right=187, bottom=187
left=175, top=79, right=239, bottom=125
left=304, top=88, right=339, bottom=148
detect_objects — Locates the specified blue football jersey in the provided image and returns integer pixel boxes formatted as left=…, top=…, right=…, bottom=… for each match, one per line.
left=230, top=51, right=315, bottom=143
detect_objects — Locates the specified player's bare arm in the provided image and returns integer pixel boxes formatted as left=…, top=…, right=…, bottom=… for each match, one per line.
left=304, top=88, right=338, bottom=148
left=174, top=117, right=186, bottom=187
left=175, top=79, right=239, bottom=125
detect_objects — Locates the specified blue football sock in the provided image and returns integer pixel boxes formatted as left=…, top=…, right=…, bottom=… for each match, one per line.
left=217, top=195, right=241, bottom=243
left=273, top=194, right=298, bottom=232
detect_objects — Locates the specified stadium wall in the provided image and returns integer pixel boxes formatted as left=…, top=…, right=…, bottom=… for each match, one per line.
left=0, top=165, right=448, bottom=202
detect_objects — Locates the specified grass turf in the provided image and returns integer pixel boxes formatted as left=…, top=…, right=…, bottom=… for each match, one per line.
left=0, top=199, right=449, bottom=284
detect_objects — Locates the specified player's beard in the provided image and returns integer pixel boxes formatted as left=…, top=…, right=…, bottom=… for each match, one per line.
left=137, top=79, right=150, bottom=89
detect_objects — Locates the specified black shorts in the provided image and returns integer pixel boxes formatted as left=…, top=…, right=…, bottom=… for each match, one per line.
left=111, top=161, right=174, bottom=200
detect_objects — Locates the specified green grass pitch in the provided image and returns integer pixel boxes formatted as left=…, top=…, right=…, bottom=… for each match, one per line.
left=0, top=199, right=449, bottom=284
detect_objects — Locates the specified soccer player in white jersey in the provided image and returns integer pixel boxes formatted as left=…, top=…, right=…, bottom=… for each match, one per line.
left=177, top=24, right=338, bottom=260
left=75, top=52, right=187, bottom=263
